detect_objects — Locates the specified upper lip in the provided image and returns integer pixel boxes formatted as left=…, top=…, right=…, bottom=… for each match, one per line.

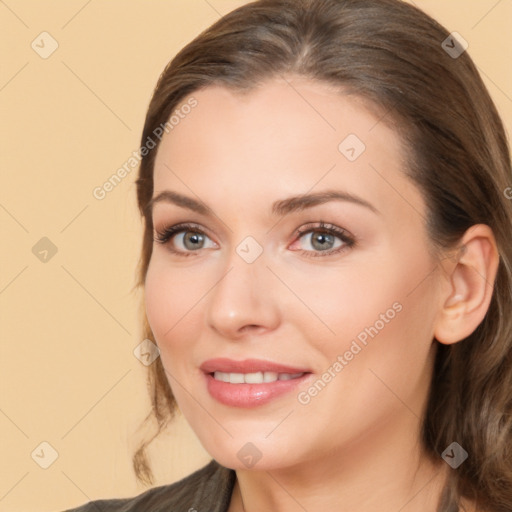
left=200, top=358, right=311, bottom=374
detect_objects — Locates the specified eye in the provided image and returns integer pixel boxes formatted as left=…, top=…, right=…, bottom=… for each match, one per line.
left=290, top=221, right=356, bottom=258
left=153, top=221, right=356, bottom=259
left=153, top=222, right=216, bottom=256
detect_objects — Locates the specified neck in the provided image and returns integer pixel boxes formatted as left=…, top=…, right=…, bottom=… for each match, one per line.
left=228, top=411, right=451, bottom=512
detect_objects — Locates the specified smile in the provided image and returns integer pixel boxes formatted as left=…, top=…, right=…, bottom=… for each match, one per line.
left=212, top=371, right=305, bottom=384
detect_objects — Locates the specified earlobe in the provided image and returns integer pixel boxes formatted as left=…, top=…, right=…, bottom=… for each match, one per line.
left=434, top=224, right=500, bottom=345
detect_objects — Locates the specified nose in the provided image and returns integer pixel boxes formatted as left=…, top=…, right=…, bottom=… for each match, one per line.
left=206, top=246, right=281, bottom=340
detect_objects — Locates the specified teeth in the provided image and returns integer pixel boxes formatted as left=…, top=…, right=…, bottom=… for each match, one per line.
left=230, top=372, right=245, bottom=384
left=213, top=371, right=304, bottom=384
left=263, top=372, right=278, bottom=383
left=278, top=373, right=303, bottom=381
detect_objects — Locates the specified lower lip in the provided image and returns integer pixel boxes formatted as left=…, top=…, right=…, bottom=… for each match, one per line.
left=204, top=372, right=312, bottom=408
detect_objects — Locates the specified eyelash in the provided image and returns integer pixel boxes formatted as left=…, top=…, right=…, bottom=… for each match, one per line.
left=153, top=221, right=356, bottom=258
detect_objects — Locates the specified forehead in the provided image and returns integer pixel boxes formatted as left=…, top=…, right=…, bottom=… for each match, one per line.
left=152, top=77, right=424, bottom=223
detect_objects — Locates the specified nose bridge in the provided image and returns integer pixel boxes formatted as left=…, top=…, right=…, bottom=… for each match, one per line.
left=206, top=234, right=279, bottom=336
left=213, top=234, right=268, bottom=308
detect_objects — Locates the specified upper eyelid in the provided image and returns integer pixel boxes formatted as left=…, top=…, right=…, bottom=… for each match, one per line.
left=154, top=221, right=353, bottom=246
left=154, top=221, right=344, bottom=234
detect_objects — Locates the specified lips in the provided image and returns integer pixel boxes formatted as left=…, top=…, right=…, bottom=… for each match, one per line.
left=200, top=358, right=313, bottom=408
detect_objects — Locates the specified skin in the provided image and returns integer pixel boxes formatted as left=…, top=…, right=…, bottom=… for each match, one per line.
left=144, top=77, right=499, bottom=512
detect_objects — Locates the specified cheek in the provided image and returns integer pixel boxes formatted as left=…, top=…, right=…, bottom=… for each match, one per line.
left=144, top=256, right=221, bottom=388
left=275, top=257, right=406, bottom=349
left=328, top=260, right=438, bottom=411
left=144, top=261, right=171, bottom=341
left=144, top=261, right=203, bottom=410
left=287, top=248, right=437, bottom=373
left=291, top=270, right=437, bottom=436
left=144, top=259, right=198, bottom=352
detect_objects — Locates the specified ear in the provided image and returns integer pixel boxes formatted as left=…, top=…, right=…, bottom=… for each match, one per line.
left=434, top=224, right=500, bottom=345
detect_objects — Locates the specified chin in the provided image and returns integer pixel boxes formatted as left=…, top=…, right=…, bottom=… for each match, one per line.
left=201, top=438, right=298, bottom=472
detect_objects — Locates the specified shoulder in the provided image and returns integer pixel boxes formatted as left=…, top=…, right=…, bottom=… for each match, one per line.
left=62, top=459, right=236, bottom=512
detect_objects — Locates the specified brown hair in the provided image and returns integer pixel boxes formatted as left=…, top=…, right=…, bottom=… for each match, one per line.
left=132, top=0, right=512, bottom=510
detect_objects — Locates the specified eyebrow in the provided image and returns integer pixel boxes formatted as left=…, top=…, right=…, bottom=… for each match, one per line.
left=146, top=189, right=380, bottom=217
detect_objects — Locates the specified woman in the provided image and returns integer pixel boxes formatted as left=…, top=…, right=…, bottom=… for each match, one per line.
left=65, top=0, right=512, bottom=511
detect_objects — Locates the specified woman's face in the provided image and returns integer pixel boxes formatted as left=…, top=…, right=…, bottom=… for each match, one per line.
left=145, top=77, right=446, bottom=470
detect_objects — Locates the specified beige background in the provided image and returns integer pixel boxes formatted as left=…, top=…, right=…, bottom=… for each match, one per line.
left=0, top=1, right=511, bottom=511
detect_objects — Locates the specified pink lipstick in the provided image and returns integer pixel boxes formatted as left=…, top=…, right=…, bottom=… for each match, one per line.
left=200, top=358, right=313, bottom=408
